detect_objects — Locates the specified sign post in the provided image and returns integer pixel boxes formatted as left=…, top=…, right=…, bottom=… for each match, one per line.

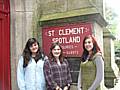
left=42, top=23, right=92, bottom=57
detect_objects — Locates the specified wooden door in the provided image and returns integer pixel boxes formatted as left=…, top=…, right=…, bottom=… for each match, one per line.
left=0, top=0, right=11, bottom=90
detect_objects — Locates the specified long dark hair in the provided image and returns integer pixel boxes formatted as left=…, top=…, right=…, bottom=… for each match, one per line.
left=22, top=38, right=44, bottom=68
left=49, top=42, right=64, bottom=63
left=81, top=35, right=101, bottom=62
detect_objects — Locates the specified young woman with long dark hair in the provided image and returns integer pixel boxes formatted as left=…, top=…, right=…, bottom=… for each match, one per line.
left=17, top=38, right=47, bottom=90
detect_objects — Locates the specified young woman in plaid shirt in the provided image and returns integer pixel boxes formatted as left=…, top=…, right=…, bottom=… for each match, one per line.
left=44, top=42, right=72, bottom=90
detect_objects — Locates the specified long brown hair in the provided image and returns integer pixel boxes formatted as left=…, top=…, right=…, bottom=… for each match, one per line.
left=49, top=42, right=64, bottom=63
left=81, top=35, right=101, bottom=62
left=22, top=38, right=44, bottom=67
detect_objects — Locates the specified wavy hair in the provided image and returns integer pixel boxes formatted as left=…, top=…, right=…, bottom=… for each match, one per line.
left=81, top=35, right=101, bottom=62
left=22, top=38, right=44, bottom=67
left=49, top=42, right=64, bottom=63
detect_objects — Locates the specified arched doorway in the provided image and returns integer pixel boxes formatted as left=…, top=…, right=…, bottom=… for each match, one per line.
left=0, top=0, right=11, bottom=90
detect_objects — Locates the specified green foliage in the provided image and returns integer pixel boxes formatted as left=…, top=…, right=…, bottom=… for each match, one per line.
left=115, top=40, right=120, bottom=49
left=105, top=4, right=120, bottom=52
left=105, top=8, right=118, bottom=35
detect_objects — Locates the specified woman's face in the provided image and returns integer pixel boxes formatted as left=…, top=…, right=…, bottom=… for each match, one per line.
left=52, top=45, right=61, bottom=59
left=84, top=37, right=93, bottom=52
left=29, top=42, right=38, bottom=54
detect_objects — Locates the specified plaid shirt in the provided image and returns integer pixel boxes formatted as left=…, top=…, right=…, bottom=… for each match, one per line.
left=43, top=59, right=72, bottom=90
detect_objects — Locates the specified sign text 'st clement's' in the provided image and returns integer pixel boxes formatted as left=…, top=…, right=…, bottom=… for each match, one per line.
left=42, top=23, right=92, bottom=57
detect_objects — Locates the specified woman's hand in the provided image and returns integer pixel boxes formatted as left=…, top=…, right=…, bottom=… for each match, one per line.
left=63, top=86, right=68, bottom=90
left=59, top=88, right=62, bottom=90
left=56, top=86, right=62, bottom=90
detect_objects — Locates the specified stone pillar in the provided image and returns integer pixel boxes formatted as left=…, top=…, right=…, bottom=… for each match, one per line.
left=103, top=29, right=119, bottom=88
left=10, top=0, right=41, bottom=90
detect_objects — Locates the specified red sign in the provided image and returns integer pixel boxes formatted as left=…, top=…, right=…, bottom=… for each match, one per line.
left=42, top=23, right=92, bottom=57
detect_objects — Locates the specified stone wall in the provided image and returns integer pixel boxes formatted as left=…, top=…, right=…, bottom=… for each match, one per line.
left=103, top=30, right=119, bottom=88
left=10, top=0, right=41, bottom=90
left=10, top=0, right=105, bottom=90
